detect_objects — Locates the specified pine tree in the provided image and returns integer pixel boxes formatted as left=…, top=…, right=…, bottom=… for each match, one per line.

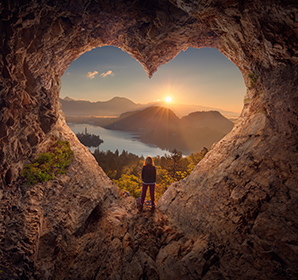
left=162, top=149, right=187, bottom=181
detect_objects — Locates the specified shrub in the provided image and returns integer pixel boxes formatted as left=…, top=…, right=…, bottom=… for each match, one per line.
left=113, top=174, right=142, bottom=198
left=21, top=140, right=73, bottom=186
left=248, top=71, right=260, bottom=88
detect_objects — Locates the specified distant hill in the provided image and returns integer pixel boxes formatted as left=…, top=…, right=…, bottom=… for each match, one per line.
left=165, top=103, right=240, bottom=119
left=180, top=111, right=234, bottom=133
left=63, top=96, right=75, bottom=101
left=61, top=96, right=236, bottom=153
left=60, top=96, right=144, bottom=116
left=105, top=106, right=180, bottom=132
left=60, top=96, right=240, bottom=119
left=104, top=106, right=234, bottom=154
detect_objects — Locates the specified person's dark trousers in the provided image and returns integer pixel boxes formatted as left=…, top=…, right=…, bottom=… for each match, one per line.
left=140, top=183, right=155, bottom=206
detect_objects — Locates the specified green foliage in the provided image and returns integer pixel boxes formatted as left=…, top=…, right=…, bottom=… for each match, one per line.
left=161, top=149, right=188, bottom=181
left=76, top=130, right=103, bottom=147
left=113, top=174, right=142, bottom=198
left=93, top=149, right=143, bottom=180
left=93, top=147, right=208, bottom=201
left=21, top=140, right=73, bottom=186
left=248, top=71, right=260, bottom=88
left=186, top=147, right=208, bottom=172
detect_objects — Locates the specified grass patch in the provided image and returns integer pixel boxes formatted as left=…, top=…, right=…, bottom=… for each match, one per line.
left=21, top=140, right=73, bottom=186
left=248, top=71, right=260, bottom=88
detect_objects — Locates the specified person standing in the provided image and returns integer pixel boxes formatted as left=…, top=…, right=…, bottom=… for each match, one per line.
left=140, top=156, right=156, bottom=210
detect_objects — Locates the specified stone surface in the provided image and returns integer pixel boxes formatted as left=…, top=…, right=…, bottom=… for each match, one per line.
left=0, top=0, right=298, bottom=279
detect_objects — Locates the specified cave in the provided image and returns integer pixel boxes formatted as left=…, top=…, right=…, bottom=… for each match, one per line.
left=1, top=0, right=298, bottom=279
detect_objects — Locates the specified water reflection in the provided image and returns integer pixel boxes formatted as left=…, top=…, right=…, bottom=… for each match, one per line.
left=68, top=123, right=170, bottom=157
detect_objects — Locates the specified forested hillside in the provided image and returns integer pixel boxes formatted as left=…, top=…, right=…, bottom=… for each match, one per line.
left=93, top=148, right=208, bottom=201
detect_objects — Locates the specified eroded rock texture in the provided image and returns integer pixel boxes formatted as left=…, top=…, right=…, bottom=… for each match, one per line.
left=0, top=0, right=298, bottom=279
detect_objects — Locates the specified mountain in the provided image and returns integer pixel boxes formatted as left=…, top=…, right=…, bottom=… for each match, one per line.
left=145, top=101, right=240, bottom=119
left=166, top=103, right=239, bottom=119
left=180, top=111, right=234, bottom=133
left=63, top=96, right=75, bottom=101
left=60, top=96, right=240, bottom=119
left=105, top=106, right=234, bottom=154
left=60, top=96, right=144, bottom=116
left=105, top=106, right=180, bottom=132
left=61, top=96, right=236, bottom=153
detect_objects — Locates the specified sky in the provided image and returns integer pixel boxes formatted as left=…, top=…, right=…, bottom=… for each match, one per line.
left=60, top=46, right=246, bottom=113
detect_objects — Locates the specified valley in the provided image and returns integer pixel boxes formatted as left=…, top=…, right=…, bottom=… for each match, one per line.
left=62, top=98, right=235, bottom=154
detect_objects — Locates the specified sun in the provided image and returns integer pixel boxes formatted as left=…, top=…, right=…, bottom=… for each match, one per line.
left=165, top=96, right=172, bottom=103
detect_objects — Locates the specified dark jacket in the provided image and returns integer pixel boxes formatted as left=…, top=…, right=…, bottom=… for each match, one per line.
left=142, top=165, right=156, bottom=184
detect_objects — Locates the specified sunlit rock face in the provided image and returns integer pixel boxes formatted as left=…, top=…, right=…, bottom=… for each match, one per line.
left=0, top=0, right=298, bottom=279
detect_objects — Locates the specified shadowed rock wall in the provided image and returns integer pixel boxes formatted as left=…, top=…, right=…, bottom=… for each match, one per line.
left=0, top=0, right=298, bottom=279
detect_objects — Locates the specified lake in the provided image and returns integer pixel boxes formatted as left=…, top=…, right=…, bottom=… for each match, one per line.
left=68, top=123, right=170, bottom=157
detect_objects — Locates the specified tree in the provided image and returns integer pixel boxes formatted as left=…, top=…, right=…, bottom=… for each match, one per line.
left=187, top=147, right=208, bottom=174
left=76, top=129, right=103, bottom=147
left=113, top=174, right=142, bottom=198
left=92, top=147, right=208, bottom=202
left=161, top=149, right=188, bottom=181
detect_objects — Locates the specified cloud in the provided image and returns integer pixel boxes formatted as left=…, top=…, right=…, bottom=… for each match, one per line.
left=87, top=71, right=99, bottom=79
left=100, top=70, right=114, bottom=78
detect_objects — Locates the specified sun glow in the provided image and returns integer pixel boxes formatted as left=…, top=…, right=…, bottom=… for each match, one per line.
left=165, top=96, right=172, bottom=103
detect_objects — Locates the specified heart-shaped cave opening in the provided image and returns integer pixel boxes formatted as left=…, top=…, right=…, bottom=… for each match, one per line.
left=2, top=0, right=256, bottom=190
left=59, top=45, right=245, bottom=203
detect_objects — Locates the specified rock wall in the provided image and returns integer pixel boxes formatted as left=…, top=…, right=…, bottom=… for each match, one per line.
left=0, top=0, right=298, bottom=279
